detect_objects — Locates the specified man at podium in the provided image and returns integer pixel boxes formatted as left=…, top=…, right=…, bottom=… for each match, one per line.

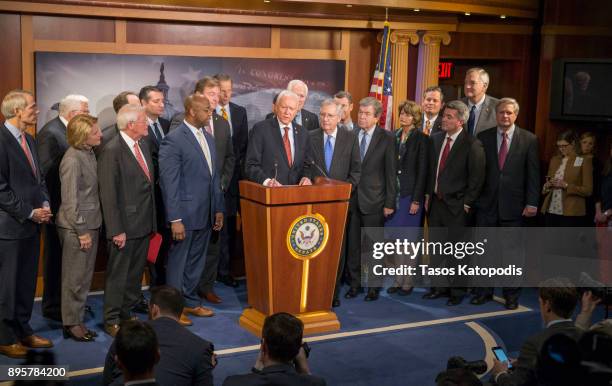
left=246, top=90, right=312, bottom=187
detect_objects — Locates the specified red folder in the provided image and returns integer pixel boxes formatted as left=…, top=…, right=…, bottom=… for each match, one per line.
left=147, top=232, right=163, bottom=264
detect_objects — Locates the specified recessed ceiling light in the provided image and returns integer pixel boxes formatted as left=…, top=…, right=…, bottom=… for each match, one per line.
left=464, top=12, right=471, bottom=16
left=264, top=0, right=270, bottom=3
left=346, top=4, right=352, bottom=7
left=500, top=14, right=507, bottom=19
left=413, top=8, right=420, bottom=12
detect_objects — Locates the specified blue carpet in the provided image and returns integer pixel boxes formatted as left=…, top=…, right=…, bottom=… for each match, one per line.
left=0, top=285, right=547, bottom=385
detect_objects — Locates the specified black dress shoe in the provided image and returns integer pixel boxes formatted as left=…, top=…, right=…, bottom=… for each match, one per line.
left=344, top=287, right=363, bottom=299
left=505, top=299, right=519, bottom=310
left=423, top=290, right=446, bottom=300
left=398, top=287, right=413, bottom=296
left=386, top=286, right=399, bottom=294
left=364, top=288, right=379, bottom=301
left=132, top=297, right=149, bottom=314
left=447, top=296, right=463, bottom=306
left=218, top=274, right=239, bottom=288
left=63, top=326, right=95, bottom=342
left=332, top=298, right=340, bottom=307
left=470, top=295, right=493, bottom=305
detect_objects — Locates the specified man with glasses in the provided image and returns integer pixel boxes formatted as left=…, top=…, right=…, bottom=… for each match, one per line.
left=460, top=68, right=499, bottom=136
left=37, top=94, right=90, bottom=323
left=159, top=95, right=224, bottom=326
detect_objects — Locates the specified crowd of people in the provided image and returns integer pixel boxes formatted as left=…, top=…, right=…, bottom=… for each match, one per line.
left=0, top=66, right=610, bottom=385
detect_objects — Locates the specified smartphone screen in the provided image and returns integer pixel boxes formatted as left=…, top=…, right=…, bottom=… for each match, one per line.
left=492, top=347, right=513, bottom=369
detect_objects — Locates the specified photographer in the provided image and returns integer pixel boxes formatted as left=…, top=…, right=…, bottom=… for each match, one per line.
left=222, top=312, right=326, bottom=386
left=575, top=290, right=611, bottom=333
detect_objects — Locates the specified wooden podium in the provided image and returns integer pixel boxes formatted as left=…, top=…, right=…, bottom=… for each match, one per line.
left=238, top=178, right=351, bottom=337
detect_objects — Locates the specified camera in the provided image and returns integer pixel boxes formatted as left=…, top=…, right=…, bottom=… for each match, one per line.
left=578, top=272, right=612, bottom=306
left=445, top=356, right=488, bottom=375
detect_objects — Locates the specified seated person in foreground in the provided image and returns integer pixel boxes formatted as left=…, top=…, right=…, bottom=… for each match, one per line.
left=222, top=312, right=326, bottom=386
left=104, top=285, right=215, bottom=386
left=114, top=320, right=160, bottom=386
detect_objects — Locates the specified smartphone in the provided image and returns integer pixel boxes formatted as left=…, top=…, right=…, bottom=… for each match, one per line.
left=492, top=346, right=512, bottom=369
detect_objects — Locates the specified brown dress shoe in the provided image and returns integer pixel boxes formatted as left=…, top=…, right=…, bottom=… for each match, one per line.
left=104, top=324, right=120, bottom=337
left=0, top=343, right=27, bottom=358
left=204, top=292, right=222, bottom=304
left=183, top=306, right=214, bottom=317
left=21, top=335, right=53, bottom=348
left=178, top=313, right=193, bottom=326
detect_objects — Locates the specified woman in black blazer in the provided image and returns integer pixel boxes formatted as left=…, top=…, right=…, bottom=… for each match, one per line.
left=385, top=100, right=430, bottom=295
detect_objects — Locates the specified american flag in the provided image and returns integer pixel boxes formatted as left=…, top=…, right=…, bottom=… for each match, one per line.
left=368, top=21, right=393, bottom=130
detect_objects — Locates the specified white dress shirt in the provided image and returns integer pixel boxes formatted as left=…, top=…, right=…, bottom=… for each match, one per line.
left=119, top=131, right=150, bottom=176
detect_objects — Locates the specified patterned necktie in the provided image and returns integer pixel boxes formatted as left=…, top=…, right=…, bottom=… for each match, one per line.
left=467, top=105, right=476, bottom=135
left=152, top=122, right=162, bottom=144
left=196, top=129, right=213, bottom=174
left=205, top=118, right=214, bottom=137
left=359, top=132, right=368, bottom=161
left=19, top=134, right=36, bottom=175
left=424, top=120, right=431, bottom=136
left=324, top=134, right=333, bottom=173
left=498, top=132, right=509, bottom=170
left=133, top=142, right=151, bottom=181
left=283, top=127, right=293, bottom=167
left=436, top=136, right=453, bottom=195
left=220, top=107, right=228, bottom=121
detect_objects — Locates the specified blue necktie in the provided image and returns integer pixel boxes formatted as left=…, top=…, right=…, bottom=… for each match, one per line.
left=467, top=105, right=476, bottom=136
left=324, top=135, right=333, bottom=173
left=152, top=122, right=162, bottom=144
left=360, top=132, right=367, bottom=161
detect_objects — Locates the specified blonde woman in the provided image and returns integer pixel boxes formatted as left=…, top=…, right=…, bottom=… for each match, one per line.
left=56, top=114, right=102, bottom=341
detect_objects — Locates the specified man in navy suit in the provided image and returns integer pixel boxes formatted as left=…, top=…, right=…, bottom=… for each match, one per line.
left=159, top=94, right=224, bottom=325
left=246, top=90, right=312, bottom=187
left=0, top=90, right=54, bottom=358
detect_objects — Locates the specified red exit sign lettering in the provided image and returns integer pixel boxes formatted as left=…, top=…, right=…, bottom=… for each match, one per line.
left=438, top=62, right=454, bottom=79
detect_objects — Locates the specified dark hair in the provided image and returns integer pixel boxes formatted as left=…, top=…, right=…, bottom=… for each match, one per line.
left=214, top=73, right=232, bottom=83
left=334, top=90, right=353, bottom=103
left=150, top=285, right=184, bottom=317
left=115, top=320, right=158, bottom=376
left=262, top=312, right=303, bottom=362
left=538, top=278, right=579, bottom=319
left=139, top=86, right=162, bottom=102
left=113, top=91, right=137, bottom=113
left=194, top=76, right=219, bottom=93
left=556, top=130, right=577, bottom=144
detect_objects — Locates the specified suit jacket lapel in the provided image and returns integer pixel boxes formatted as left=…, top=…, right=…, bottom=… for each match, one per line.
left=444, top=130, right=466, bottom=167
left=330, top=129, right=345, bottom=171
left=312, top=129, right=324, bottom=167
left=183, top=125, right=212, bottom=176
left=271, top=119, right=291, bottom=168
left=502, top=126, right=521, bottom=171
left=363, top=127, right=382, bottom=165
left=1, top=126, right=38, bottom=181
left=119, top=134, right=152, bottom=183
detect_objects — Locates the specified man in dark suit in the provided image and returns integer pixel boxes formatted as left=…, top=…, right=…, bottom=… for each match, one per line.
left=247, top=90, right=313, bottom=187
left=310, top=99, right=361, bottom=307
left=424, top=100, right=485, bottom=306
left=345, top=97, right=396, bottom=302
left=189, top=77, right=236, bottom=304
left=461, top=67, right=499, bottom=136
left=489, top=279, right=582, bottom=386
left=0, top=90, right=54, bottom=358
left=97, top=91, right=140, bottom=156
left=159, top=94, right=224, bottom=326
left=421, top=86, right=444, bottom=136
left=214, top=73, right=248, bottom=288
left=472, top=98, right=540, bottom=309
left=98, top=104, right=157, bottom=337
left=104, top=285, right=215, bottom=386
left=223, top=312, right=326, bottom=386
left=266, top=80, right=319, bottom=131
left=113, top=320, right=161, bottom=386
left=334, top=90, right=355, bottom=132
left=36, top=94, right=89, bottom=322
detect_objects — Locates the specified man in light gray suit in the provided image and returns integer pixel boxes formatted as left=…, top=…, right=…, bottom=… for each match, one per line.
left=309, top=99, right=361, bottom=307
left=460, top=67, right=499, bottom=136
left=37, top=94, right=89, bottom=322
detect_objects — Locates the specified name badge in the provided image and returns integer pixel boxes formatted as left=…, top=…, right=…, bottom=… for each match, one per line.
left=573, top=157, right=583, bottom=167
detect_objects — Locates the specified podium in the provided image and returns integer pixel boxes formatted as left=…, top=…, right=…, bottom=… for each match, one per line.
left=238, top=178, right=351, bottom=337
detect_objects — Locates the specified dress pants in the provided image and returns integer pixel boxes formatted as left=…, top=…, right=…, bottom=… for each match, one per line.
left=41, top=224, right=62, bottom=318
left=103, top=236, right=149, bottom=325
left=0, top=235, right=40, bottom=344
left=347, top=206, right=385, bottom=289
left=58, top=228, right=99, bottom=326
left=199, top=226, right=225, bottom=294
left=167, top=228, right=212, bottom=308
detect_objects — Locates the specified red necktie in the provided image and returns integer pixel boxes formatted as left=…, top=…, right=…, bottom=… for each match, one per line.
left=436, top=136, right=452, bottom=196
left=283, top=127, right=293, bottom=167
left=498, top=132, right=509, bottom=170
left=133, top=142, right=151, bottom=181
left=20, top=134, right=36, bottom=175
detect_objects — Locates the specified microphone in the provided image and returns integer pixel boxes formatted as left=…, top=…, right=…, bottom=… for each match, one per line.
left=310, top=159, right=329, bottom=179
left=273, top=159, right=278, bottom=184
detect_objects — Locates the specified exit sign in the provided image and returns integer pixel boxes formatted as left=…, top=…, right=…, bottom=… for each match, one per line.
left=438, top=61, right=454, bottom=79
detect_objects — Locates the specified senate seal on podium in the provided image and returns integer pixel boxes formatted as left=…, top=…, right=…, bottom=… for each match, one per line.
left=287, top=213, right=329, bottom=260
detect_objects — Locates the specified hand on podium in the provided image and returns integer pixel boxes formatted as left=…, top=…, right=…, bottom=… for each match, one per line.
left=298, top=177, right=312, bottom=186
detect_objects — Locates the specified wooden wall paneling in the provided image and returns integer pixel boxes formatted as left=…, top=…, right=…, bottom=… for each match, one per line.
left=0, top=13, right=22, bottom=120
left=441, top=32, right=527, bottom=60
left=279, top=27, right=341, bottom=50
left=33, top=15, right=115, bottom=42
left=21, top=15, right=34, bottom=95
left=126, top=21, right=271, bottom=48
left=407, top=44, right=419, bottom=101
left=347, top=29, right=378, bottom=122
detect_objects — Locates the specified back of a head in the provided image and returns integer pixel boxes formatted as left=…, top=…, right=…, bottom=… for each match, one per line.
left=538, top=278, right=579, bottom=319
left=150, top=285, right=184, bottom=318
left=115, top=320, right=159, bottom=377
left=262, top=312, right=303, bottom=363
left=536, top=333, right=582, bottom=386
